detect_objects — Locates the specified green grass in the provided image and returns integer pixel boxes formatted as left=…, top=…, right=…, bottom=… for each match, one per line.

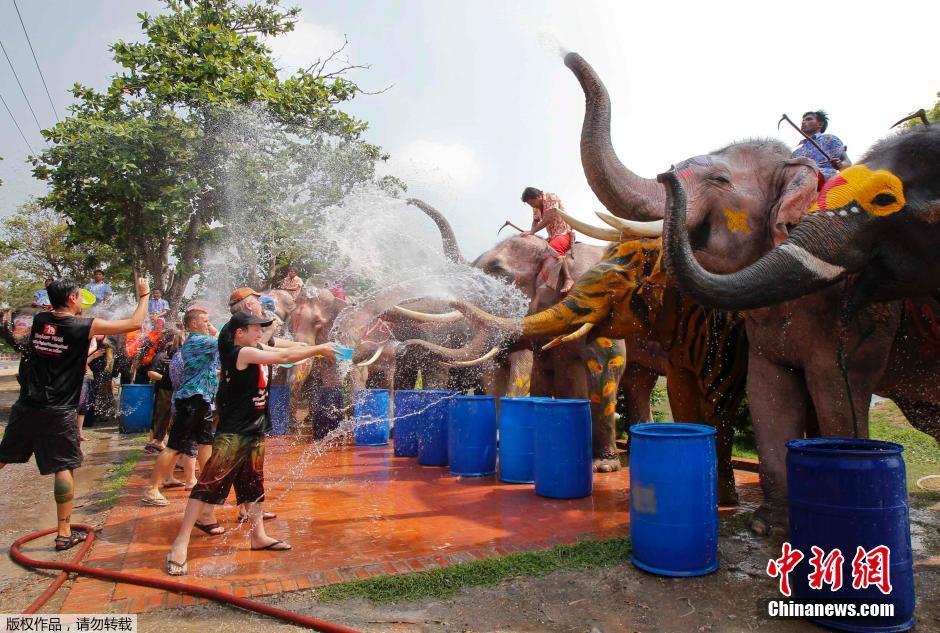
left=316, top=537, right=631, bottom=604
left=869, top=401, right=940, bottom=495
left=98, top=446, right=144, bottom=508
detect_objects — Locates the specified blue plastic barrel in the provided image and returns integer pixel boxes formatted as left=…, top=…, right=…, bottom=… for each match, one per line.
left=497, top=397, right=540, bottom=483
left=267, top=384, right=290, bottom=436
left=119, top=384, right=153, bottom=434
left=311, top=386, right=343, bottom=440
left=787, top=438, right=915, bottom=633
left=533, top=398, right=592, bottom=498
left=448, top=395, right=497, bottom=476
left=414, top=391, right=454, bottom=466
left=354, top=389, right=391, bottom=446
left=629, top=422, right=718, bottom=577
left=394, top=390, right=454, bottom=457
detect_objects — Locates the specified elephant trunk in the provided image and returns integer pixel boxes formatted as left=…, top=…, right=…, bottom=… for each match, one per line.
left=451, top=297, right=606, bottom=341
left=565, top=52, right=665, bottom=221
left=661, top=169, right=860, bottom=310
left=406, top=198, right=466, bottom=264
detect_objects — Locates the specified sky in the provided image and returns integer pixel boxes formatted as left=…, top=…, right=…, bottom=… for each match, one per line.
left=1, top=0, right=938, bottom=258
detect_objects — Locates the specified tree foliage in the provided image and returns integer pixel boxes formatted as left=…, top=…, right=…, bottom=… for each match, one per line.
left=0, top=200, right=127, bottom=307
left=32, top=0, right=395, bottom=310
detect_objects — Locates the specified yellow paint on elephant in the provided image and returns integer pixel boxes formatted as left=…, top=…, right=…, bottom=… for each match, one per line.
left=587, top=359, right=603, bottom=373
left=723, top=208, right=750, bottom=235
left=595, top=337, right=614, bottom=348
left=590, top=393, right=602, bottom=404
left=607, top=355, right=625, bottom=368
left=810, top=165, right=906, bottom=217
left=602, top=381, right=617, bottom=397
left=604, top=401, right=616, bottom=416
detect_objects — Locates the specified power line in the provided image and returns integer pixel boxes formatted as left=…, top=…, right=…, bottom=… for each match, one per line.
left=0, top=88, right=36, bottom=154
left=0, top=35, right=45, bottom=136
left=12, top=0, right=60, bottom=122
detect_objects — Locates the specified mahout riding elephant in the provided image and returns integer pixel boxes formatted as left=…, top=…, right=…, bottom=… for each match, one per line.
left=395, top=198, right=667, bottom=472
left=658, top=129, right=940, bottom=535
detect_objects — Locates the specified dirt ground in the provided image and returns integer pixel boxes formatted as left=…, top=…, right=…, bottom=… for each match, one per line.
left=1, top=364, right=938, bottom=633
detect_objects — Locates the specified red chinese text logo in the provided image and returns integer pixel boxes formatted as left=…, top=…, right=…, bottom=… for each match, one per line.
left=766, top=541, right=804, bottom=597
left=851, top=545, right=893, bottom=595
left=767, top=544, right=892, bottom=596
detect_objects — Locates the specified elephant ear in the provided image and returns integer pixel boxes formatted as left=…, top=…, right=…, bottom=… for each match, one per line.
left=770, top=159, right=823, bottom=246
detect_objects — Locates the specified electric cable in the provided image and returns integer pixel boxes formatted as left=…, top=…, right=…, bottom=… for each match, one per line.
left=0, top=88, right=36, bottom=153
left=12, top=0, right=60, bottom=122
left=0, top=35, right=45, bottom=135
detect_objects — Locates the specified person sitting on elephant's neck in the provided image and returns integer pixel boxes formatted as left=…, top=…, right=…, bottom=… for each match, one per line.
left=277, top=266, right=304, bottom=302
left=790, top=110, right=851, bottom=180
left=520, top=187, right=575, bottom=293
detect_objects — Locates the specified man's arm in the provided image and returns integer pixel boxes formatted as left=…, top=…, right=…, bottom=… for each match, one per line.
left=90, top=277, right=150, bottom=337
left=524, top=217, right=550, bottom=237
left=236, top=342, right=338, bottom=369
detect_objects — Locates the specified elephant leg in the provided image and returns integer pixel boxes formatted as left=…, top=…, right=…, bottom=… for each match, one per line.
left=747, top=355, right=810, bottom=538
left=893, top=398, right=940, bottom=446
left=505, top=349, right=533, bottom=397
left=666, top=367, right=736, bottom=506
left=586, top=339, right=625, bottom=473
left=620, top=362, right=658, bottom=425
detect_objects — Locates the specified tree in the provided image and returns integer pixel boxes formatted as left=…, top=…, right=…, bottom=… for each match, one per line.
left=0, top=200, right=127, bottom=307
left=32, top=0, right=393, bottom=311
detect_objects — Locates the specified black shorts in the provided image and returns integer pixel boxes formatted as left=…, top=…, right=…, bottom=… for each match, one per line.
left=166, top=395, right=214, bottom=458
left=0, top=402, right=83, bottom=475
left=189, top=433, right=265, bottom=505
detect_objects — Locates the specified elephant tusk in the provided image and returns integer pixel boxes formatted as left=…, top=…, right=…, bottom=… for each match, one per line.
left=542, top=322, right=594, bottom=351
left=390, top=305, right=465, bottom=322
left=594, top=211, right=663, bottom=237
left=356, top=347, right=384, bottom=367
left=443, top=346, right=500, bottom=368
left=555, top=208, right=623, bottom=242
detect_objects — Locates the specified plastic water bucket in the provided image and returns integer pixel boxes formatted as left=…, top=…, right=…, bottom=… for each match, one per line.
left=414, top=391, right=454, bottom=466
left=497, top=397, right=539, bottom=483
left=533, top=399, right=592, bottom=498
left=354, top=389, right=391, bottom=446
left=311, top=386, right=343, bottom=440
left=448, top=395, right=497, bottom=476
left=629, top=422, right=718, bottom=577
left=394, top=390, right=453, bottom=457
left=787, top=438, right=915, bottom=632
left=266, top=385, right=290, bottom=436
left=119, top=384, right=153, bottom=434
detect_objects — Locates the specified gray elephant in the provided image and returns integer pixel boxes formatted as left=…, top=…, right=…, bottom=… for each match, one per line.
left=658, top=127, right=940, bottom=535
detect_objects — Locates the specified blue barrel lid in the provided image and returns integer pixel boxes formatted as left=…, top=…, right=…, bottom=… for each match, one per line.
left=786, top=437, right=904, bottom=455
left=630, top=422, right=716, bottom=437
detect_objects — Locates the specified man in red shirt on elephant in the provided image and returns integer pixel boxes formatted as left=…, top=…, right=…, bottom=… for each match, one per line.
left=521, top=187, right=575, bottom=292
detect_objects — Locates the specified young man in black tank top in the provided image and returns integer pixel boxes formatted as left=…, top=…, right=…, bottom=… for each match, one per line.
left=0, top=276, right=151, bottom=550
left=166, top=311, right=338, bottom=575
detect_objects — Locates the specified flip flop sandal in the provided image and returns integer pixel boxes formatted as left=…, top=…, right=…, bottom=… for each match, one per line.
left=250, top=539, right=292, bottom=551
left=141, top=494, right=169, bottom=507
left=184, top=482, right=198, bottom=491
left=162, top=481, right=185, bottom=489
left=239, top=510, right=277, bottom=522
left=194, top=522, right=226, bottom=536
left=166, top=554, right=188, bottom=576
left=54, top=530, right=88, bottom=552
left=144, top=444, right=162, bottom=454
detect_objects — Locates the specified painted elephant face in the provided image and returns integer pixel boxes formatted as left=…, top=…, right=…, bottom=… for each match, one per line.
left=662, top=126, right=940, bottom=310
left=472, top=236, right=551, bottom=295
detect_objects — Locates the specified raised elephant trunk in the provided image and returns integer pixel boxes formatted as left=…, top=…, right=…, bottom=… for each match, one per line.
left=660, top=168, right=881, bottom=310
left=406, top=198, right=466, bottom=264
left=565, top=52, right=665, bottom=222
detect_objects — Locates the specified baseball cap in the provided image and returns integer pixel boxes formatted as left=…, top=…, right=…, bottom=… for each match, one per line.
left=229, top=287, right=261, bottom=307
left=227, top=311, right=274, bottom=331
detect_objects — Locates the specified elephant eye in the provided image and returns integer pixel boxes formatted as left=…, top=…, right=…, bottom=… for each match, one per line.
left=872, top=192, right=898, bottom=207
left=708, top=174, right=731, bottom=185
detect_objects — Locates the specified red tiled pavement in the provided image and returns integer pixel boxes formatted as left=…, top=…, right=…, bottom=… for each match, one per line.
left=60, top=439, right=759, bottom=613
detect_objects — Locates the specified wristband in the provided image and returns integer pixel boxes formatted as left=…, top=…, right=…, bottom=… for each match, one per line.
left=139, top=292, right=151, bottom=298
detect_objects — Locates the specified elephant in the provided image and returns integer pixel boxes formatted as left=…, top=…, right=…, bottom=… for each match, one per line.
left=395, top=198, right=668, bottom=472
left=658, top=128, right=940, bottom=535
left=440, top=233, right=748, bottom=505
